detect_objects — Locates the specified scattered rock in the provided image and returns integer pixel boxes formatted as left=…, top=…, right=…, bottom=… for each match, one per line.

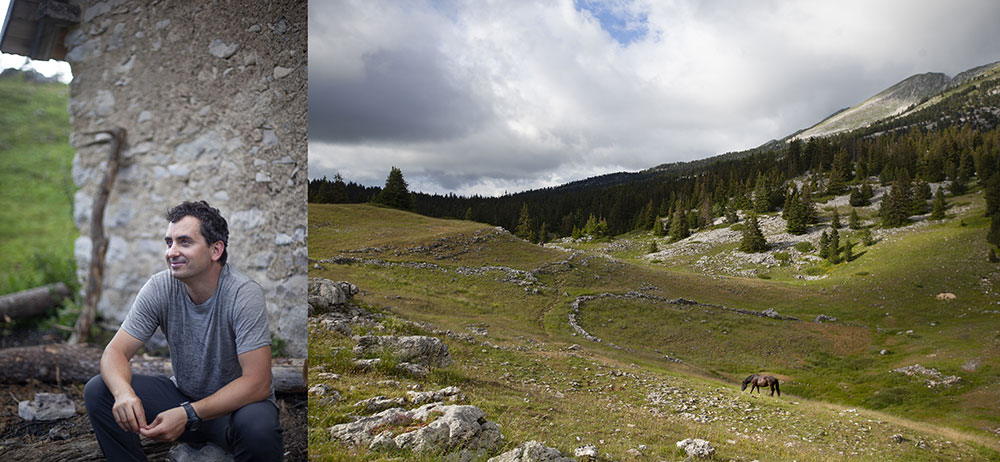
left=47, top=426, right=70, bottom=441
left=18, top=393, right=76, bottom=421
left=355, top=396, right=407, bottom=414
left=891, top=364, right=962, bottom=388
left=489, top=440, right=576, bottom=462
left=936, top=292, right=957, bottom=301
left=890, top=434, right=909, bottom=443
left=332, top=404, right=502, bottom=458
left=880, top=349, right=890, bottom=355
left=169, top=442, right=234, bottom=462
left=353, top=335, right=453, bottom=367
left=408, top=386, right=464, bottom=405
left=574, top=444, right=598, bottom=460
left=207, top=39, right=239, bottom=59
left=814, top=314, right=838, bottom=323
left=676, top=438, right=715, bottom=458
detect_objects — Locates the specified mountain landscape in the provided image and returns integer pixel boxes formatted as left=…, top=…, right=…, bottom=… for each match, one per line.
left=308, top=61, right=1000, bottom=460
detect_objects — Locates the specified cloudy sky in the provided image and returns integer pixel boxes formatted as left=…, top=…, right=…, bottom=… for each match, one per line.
left=311, top=0, right=1000, bottom=197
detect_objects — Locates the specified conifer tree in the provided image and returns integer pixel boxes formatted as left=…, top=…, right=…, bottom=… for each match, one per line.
left=848, top=209, right=860, bottom=229
left=699, top=195, right=713, bottom=229
left=880, top=180, right=912, bottom=227
left=828, top=227, right=841, bottom=263
left=331, top=173, right=348, bottom=203
left=464, top=207, right=474, bottom=221
left=669, top=204, right=689, bottom=241
left=843, top=239, right=855, bottom=262
left=831, top=208, right=841, bottom=229
left=572, top=226, right=583, bottom=240
left=989, top=214, right=1000, bottom=249
left=784, top=190, right=807, bottom=235
left=930, top=187, right=946, bottom=220
left=538, top=222, right=549, bottom=244
left=860, top=181, right=874, bottom=205
left=753, top=176, right=772, bottom=213
left=849, top=187, right=865, bottom=206
left=516, top=203, right=536, bottom=242
left=818, top=231, right=830, bottom=258
left=374, top=167, right=414, bottom=210
left=726, top=204, right=739, bottom=225
left=652, top=217, right=665, bottom=236
left=951, top=173, right=968, bottom=196
left=985, top=174, right=1000, bottom=217
left=739, top=214, right=768, bottom=252
left=801, top=184, right=819, bottom=224
left=648, top=240, right=659, bottom=254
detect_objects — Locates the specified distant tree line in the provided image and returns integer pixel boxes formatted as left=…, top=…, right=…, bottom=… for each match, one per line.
left=310, top=85, right=1000, bottom=253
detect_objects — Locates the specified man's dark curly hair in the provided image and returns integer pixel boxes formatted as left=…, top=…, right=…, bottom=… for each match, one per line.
left=166, top=200, right=229, bottom=265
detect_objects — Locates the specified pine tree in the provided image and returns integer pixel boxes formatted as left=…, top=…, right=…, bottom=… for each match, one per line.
left=374, top=167, right=414, bottom=210
left=572, top=226, right=583, bottom=240
left=950, top=173, right=968, bottom=196
left=753, top=176, right=772, bottom=213
left=648, top=240, right=659, bottom=254
left=669, top=204, right=690, bottom=241
left=880, top=180, right=912, bottom=227
left=818, top=231, right=830, bottom=258
left=985, top=174, right=1000, bottom=217
left=843, top=239, right=855, bottom=262
left=652, top=217, right=665, bottom=236
left=930, top=187, right=946, bottom=220
left=516, top=203, right=536, bottom=242
left=331, top=173, right=348, bottom=203
left=849, top=187, right=865, bottom=207
left=464, top=207, right=474, bottom=221
left=726, top=199, right=739, bottom=224
left=739, top=214, right=768, bottom=252
left=849, top=209, right=861, bottom=229
left=583, top=214, right=599, bottom=236
left=801, top=184, right=819, bottom=224
left=860, top=182, right=874, bottom=205
left=785, top=190, right=807, bottom=235
left=989, top=214, right=1000, bottom=249
left=538, top=222, right=549, bottom=244
left=828, top=227, right=841, bottom=263
left=699, top=195, right=713, bottom=229
left=830, top=208, right=841, bottom=229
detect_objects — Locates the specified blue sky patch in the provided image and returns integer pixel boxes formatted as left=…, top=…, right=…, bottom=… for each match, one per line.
left=574, top=0, right=649, bottom=46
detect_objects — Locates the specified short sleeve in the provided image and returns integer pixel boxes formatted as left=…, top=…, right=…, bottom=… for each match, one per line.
left=232, top=282, right=271, bottom=355
left=120, top=275, right=165, bottom=342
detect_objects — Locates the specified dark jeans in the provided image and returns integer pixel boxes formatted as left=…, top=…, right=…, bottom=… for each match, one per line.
left=84, top=374, right=283, bottom=462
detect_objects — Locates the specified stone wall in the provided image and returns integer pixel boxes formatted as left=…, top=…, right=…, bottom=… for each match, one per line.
left=65, top=0, right=307, bottom=356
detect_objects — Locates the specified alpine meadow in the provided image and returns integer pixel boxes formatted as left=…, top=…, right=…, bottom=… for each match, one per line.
left=308, top=56, right=1000, bottom=461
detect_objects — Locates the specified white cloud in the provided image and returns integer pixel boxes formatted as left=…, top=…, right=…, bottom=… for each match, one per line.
left=309, top=0, right=1000, bottom=196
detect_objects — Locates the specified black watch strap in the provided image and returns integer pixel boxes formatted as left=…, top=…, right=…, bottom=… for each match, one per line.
left=180, top=401, right=200, bottom=431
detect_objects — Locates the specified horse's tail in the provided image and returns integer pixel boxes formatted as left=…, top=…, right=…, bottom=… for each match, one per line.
left=775, top=380, right=780, bottom=396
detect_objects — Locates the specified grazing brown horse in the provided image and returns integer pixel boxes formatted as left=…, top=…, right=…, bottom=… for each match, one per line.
left=741, top=374, right=780, bottom=396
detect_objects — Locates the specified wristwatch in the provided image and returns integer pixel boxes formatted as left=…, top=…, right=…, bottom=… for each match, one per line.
left=180, top=401, right=201, bottom=432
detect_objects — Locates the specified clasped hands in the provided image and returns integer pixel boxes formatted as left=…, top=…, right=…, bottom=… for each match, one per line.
left=112, top=392, right=188, bottom=442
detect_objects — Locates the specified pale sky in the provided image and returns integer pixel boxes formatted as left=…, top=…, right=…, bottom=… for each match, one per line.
left=0, top=0, right=73, bottom=83
left=309, top=0, right=1000, bottom=196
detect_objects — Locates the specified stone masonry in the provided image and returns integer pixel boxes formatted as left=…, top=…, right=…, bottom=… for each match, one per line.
left=65, top=0, right=307, bottom=355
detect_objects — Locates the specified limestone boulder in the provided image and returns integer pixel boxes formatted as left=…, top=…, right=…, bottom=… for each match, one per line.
left=392, top=404, right=503, bottom=454
left=489, top=440, right=577, bottom=462
left=408, top=386, right=464, bottom=405
left=169, top=442, right=234, bottom=462
left=676, top=438, right=715, bottom=458
left=308, top=278, right=359, bottom=314
left=353, top=335, right=453, bottom=367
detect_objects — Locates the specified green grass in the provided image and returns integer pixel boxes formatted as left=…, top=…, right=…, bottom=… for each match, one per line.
left=309, top=203, right=1000, bottom=460
left=0, top=76, right=77, bottom=300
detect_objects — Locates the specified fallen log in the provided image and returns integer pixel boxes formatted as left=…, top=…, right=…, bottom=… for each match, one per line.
left=0, top=283, right=71, bottom=321
left=0, top=344, right=306, bottom=392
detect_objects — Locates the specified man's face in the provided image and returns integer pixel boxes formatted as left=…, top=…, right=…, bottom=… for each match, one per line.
left=164, top=215, right=221, bottom=281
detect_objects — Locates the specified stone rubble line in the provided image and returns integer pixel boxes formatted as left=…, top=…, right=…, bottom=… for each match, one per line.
left=567, top=291, right=802, bottom=352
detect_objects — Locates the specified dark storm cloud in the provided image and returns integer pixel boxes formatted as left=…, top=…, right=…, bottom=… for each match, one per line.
left=308, top=46, right=493, bottom=144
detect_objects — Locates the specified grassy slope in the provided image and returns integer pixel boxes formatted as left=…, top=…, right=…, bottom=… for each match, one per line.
left=0, top=76, right=77, bottom=296
left=309, top=203, right=1000, bottom=461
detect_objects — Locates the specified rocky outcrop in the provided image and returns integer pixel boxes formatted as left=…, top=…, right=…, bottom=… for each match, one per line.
left=573, top=444, right=598, bottom=460
left=892, top=364, right=962, bottom=388
left=408, top=386, right=464, bottom=405
left=489, top=440, right=576, bottom=462
left=353, top=335, right=453, bottom=367
left=330, top=404, right=503, bottom=458
left=676, top=438, right=715, bottom=458
left=308, top=278, right=359, bottom=314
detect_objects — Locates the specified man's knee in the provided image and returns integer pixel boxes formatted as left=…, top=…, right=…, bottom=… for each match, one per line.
left=230, top=402, right=282, bottom=453
left=84, top=375, right=110, bottom=409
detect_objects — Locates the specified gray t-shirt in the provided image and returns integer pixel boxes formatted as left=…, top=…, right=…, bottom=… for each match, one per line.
left=121, top=264, right=275, bottom=405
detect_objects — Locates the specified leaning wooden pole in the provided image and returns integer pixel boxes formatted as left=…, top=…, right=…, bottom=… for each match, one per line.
left=68, top=128, right=125, bottom=345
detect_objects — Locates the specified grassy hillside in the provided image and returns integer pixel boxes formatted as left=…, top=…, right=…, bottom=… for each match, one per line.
left=0, top=75, right=77, bottom=298
left=308, top=202, right=1000, bottom=461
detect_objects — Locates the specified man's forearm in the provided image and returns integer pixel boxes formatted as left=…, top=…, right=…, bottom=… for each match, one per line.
left=100, top=347, right=135, bottom=398
left=189, top=374, right=270, bottom=421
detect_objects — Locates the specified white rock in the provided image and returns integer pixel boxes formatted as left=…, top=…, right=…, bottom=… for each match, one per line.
left=208, top=39, right=239, bottom=59
left=169, top=442, right=234, bottom=462
left=489, top=440, right=576, bottom=462
left=676, top=438, right=715, bottom=458
left=18, top=393, right=76, bottom=421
